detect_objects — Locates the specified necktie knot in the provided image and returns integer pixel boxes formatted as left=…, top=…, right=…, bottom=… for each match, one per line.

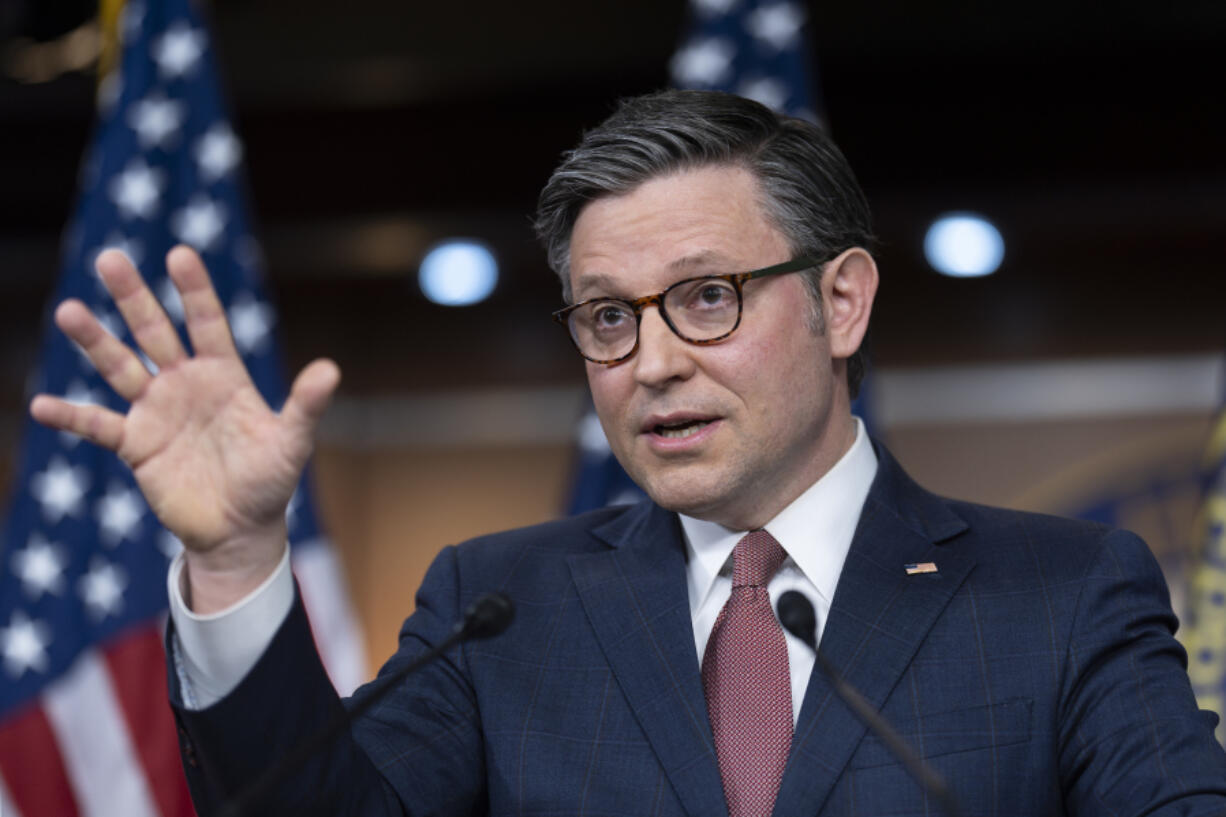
left=731, top=530, right=787, bottom=588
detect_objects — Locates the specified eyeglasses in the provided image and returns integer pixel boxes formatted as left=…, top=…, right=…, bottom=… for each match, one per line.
left=552, top=256, right=817, bottom=365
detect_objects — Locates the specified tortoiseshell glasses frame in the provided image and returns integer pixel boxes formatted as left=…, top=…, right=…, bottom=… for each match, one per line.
left=552, top=256, right=817, bottom=365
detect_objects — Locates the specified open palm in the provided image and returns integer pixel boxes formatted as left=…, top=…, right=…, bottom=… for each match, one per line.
left=30, top=246, right=338, bottom=566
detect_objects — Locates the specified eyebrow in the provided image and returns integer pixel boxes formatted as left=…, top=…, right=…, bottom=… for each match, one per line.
left=573, top=251, right=743, bottom=302
left=571, top=271, right=627, bottom=302
left=666, top=250, right=736, bottom=273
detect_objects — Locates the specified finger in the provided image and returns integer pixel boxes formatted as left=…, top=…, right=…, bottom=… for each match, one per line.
left=165, top=245, right=240, bottom=359
left=30, top=394, right=126, bottom=451
left=281, top=358, right=341, bottom=444
left=55, top=299, right=152, bottom=401
left=95, top=249, right=187, bottom=371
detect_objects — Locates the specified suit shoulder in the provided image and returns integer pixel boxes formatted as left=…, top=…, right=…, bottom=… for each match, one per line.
left=945, top=496, right=1109, bottom=541
left=453, top=502, right=637, bottom=560
left=937, top=496, right=1153, bottom=581
left=438, top=503, right=649, bottom=599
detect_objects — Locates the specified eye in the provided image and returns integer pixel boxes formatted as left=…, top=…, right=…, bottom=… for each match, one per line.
left=589, top=302, right=632, bottom=329
left=698, top=283, right=732, bottom=305
left=674, top=278, right=736, bottom=311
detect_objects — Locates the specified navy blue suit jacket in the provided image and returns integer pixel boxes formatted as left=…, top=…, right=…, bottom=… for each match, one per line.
left=170, top=447, right=1226, bottom=815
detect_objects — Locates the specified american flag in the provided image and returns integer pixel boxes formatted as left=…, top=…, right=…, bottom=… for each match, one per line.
left=0, top=1, right=365, bottom=814
left=566, top=0, right=822, bottom=514
left=669, top=0, right=819, bottom=122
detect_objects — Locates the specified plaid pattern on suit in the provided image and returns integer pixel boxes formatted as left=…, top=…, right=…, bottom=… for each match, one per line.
left=169, top=444, right=1226, bottom=816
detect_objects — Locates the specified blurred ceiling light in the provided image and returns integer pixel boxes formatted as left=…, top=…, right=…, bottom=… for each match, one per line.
left=923, top=213, right=1004, bottom=278
left=418, top=239, right=498, bottom=306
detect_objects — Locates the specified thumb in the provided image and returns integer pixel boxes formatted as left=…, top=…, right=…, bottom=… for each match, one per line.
left=281, top=358, right=341, bottom=443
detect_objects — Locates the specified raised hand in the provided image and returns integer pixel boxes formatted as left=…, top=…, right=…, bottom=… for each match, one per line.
left=29, top=245, right=339, bottom=610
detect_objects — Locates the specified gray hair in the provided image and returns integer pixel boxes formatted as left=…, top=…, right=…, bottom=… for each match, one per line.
left=534, top=89, right=875, bottom=398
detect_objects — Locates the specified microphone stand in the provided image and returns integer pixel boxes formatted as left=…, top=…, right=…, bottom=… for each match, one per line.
left=215, top=592, right=514, bottom=817
left=777, top=590, right=962, bottom=817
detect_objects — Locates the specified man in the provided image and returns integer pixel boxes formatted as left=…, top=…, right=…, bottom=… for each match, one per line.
left=32, top=90, right=1226, bottom=815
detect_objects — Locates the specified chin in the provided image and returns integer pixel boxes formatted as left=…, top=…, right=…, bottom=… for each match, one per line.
left=637, top=471, right=731, bottom=520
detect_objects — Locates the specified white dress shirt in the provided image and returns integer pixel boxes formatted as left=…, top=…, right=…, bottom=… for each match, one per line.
left=169, top=418, right=877, bottom=714
left=682, top=417, right=877, bottom=725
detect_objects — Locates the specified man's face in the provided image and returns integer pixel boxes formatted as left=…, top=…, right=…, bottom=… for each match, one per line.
left=569, top=163, right=856, bottom=530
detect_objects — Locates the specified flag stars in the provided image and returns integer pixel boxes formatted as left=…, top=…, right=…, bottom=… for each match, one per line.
left=97, top=484, right=146, bottom=546
left=127, top=93, right=186, bottom=149
left=172, top=195, right=228, bottom=250
left=79, top=558, right=128, bottom=621
left=109, top=159, right=165, bottom=220
left=670, top=37, right=736, bottom=87
left=228, top=294, right=273, bottom=354
left=0, top=611, right=52, bottom=678
left=745, top=2, right=805, bottom=51
left=31, top=458, right=90, bottom=524
left=195, top=124, right=242, bottom=182
left=13, top=535, right=67, bottom=599
left=152, top=22, right=206, bottom=79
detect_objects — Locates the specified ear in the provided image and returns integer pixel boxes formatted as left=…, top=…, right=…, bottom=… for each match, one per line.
left=821, top=247, right=878, bottom=360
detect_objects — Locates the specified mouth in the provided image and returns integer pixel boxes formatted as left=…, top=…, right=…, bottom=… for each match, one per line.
left=641, top=411, right=721, bottom=446
left=652, top=419, right=714, bottom=439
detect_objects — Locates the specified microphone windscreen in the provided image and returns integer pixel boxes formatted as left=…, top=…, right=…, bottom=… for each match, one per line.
left=777, top=590, right=817, bottom=648
left=462, top=592, right=515, bottom=639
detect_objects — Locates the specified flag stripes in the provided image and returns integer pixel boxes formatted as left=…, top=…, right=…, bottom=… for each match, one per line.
left=0, top=703, right=79, bottom=817
left=42, top=648, right=162, bottom=817
left=293, top=541, right=365, bottom=696
left=0, top=0, right=366, bottom=812
left=103, top=628, right=196, bottom=817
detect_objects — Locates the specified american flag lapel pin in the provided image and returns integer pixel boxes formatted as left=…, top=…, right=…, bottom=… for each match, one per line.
left=905, top=562, right=938, bottom=575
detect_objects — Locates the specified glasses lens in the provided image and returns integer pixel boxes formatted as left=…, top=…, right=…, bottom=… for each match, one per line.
left=663, top=277, right=740, bottom=340
left=568, top=300, right=637, bottom=361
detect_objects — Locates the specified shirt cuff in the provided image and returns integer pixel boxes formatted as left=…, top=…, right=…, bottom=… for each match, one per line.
left=167, top=544, right=294, bottom=709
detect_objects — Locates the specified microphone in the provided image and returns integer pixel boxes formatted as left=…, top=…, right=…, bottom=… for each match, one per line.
left=456, top=591, right=515, bottom=640
left=776, top=591, right=962, bottom=817
left=776, top=590, right=818, bottom=650
left=216, top=592, right=515, bottom=817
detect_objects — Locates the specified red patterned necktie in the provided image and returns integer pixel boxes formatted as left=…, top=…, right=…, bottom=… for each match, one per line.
left=702, top=530, right=792, bottom=817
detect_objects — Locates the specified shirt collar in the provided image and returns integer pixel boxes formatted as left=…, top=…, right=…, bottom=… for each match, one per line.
left=680, top=417, right=878, bottom=614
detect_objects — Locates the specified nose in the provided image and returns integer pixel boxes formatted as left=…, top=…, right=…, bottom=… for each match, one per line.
left=632, top=306, right=695, bottom=388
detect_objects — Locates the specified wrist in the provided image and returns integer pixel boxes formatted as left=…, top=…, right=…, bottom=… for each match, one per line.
left=181, top=522, right=289, bottom=614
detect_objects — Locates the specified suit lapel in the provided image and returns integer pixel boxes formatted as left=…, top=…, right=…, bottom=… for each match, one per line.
left=569, top=503, right=727, bottom=817
left=774, top=447, right=976, bottom=817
